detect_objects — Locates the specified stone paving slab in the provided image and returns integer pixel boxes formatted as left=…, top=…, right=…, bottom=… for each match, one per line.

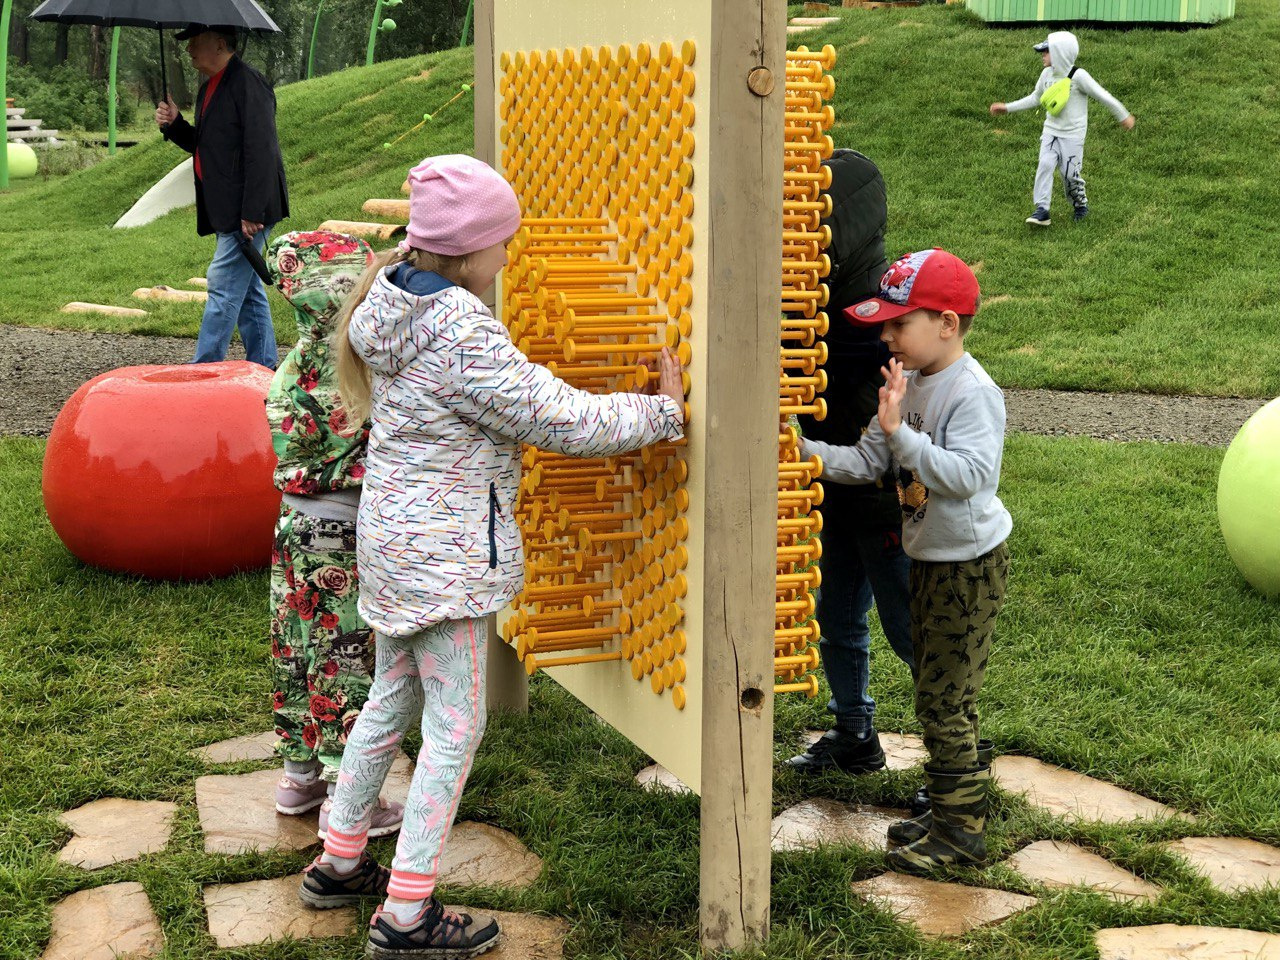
left=43, top=882, right=164, bottom=960
left=440, top=823, right=543, bottom=889
left=203, top=875, right=355, bottom=948
left=992, top=755, right=1186, bottom=825
left=636, top=763, right=692, bottom=794
left=196, top=768, right=320, bottom=855
left=1006, top=840, right=1161, bottom=903
left=190, top=731, right=278, bottom=764
left=1161, top=837, right=1280, bottom=894
left=202, top=875, right=568, bottom=956
left=771, top=799, right=908, bottom=853
left=800, top=730, right=927, bottom=771
left=1096, top=923, right=1280, bottom=959
left=851, top=872, right=1037, bottom=937
left=58, top=799, right=177, bottom=870
left=476, top=909, right=570, bottom=959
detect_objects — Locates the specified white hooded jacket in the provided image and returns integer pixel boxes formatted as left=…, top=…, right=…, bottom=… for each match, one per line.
left=348, top=269, right=684, bottom=638
left=1005, top=32, right=1129, bottom=141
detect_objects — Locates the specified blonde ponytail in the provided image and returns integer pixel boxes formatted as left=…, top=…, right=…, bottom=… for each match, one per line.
left=334, top=247, right=407, bottom=425
left=333, top=246, right=473, bottom=426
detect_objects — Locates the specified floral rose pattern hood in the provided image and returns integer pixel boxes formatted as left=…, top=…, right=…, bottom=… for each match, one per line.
left=265, top=230, right=376, bottom=495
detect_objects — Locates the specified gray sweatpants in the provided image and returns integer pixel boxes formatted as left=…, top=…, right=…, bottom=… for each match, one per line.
left=1034, top=133, right=1087, bottom=212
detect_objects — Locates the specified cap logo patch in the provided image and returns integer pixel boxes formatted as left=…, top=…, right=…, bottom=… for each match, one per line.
left=879, top=249, right=934, bottom=305
left=853, top=301, right=881, bottom=319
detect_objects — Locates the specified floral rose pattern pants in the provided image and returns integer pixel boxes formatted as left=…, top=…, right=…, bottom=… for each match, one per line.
left=323, top=618, right=488, bottom=901
left=270, top=503, right=375, bottom=780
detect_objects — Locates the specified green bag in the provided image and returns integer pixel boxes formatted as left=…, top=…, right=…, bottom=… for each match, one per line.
left=1040, top=66, right=1078, bottom=116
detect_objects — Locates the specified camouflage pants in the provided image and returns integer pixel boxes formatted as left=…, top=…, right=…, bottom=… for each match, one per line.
left=910, top=542, right=1009, bottom=770
left=270, top=504, right=376, bottom=781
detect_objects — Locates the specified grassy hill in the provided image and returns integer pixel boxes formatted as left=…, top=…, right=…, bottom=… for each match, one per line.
left=1, top=1, right=1278, bottom=396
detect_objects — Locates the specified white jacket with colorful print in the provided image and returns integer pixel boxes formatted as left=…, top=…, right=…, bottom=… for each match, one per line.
left=348, top=268, right=684, bottom=638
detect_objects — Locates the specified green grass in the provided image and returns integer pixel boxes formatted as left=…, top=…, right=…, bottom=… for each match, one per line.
left=3, top=433, right=1278, bottom=959
left=1, top=2, right=1279, bottom=396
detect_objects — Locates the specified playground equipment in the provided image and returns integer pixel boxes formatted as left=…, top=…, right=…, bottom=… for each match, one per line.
left=473, top=0, right=832, bottom=948
left=42, top=363, right=281, bottom=581
left=1218, top=397, right=1280, bottom=597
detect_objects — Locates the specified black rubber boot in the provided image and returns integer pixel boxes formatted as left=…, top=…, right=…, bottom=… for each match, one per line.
left=886, top=764, right=989, bottom=875
left=895, top=739, right=993, bottom=844
left=783, top=727, right=886, bottom=775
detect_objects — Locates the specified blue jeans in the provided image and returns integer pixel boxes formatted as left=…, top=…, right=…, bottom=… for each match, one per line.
left=817, top=515, right=914, bottom=733
left=194, top=227, right=278, bottom=368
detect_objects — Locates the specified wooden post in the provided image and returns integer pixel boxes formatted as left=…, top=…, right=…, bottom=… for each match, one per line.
left=698, top=0, right=783, bottom=950
left=475, top=0, right=529, bottom=716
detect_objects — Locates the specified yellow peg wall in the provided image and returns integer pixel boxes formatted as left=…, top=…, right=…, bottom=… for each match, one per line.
left=775, top=43, right=837, bottom=698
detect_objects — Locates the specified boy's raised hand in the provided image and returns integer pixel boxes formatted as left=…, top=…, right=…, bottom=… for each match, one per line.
left=877, top=358, right=907, bottom=435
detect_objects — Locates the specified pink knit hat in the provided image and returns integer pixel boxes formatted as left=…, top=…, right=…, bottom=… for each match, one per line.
left=400, top=155, right=521, bottom=257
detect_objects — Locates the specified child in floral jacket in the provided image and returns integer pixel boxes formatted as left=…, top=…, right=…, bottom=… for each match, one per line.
left=264, top=230, right=403, bottom=840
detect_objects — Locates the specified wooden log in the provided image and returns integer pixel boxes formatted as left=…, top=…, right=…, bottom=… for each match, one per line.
left=131, top=285, right=208, bottom=303
left=61, top=302, right=149, bottom=318
left=361, top=198, right=411, bottom=221
left=803, top=1, right=832, bottom=11
left=401, top=178, right=411, bottom=195
left=186, top=278, right=208, bottom=288
left=318, top=219, right=406, bottom=241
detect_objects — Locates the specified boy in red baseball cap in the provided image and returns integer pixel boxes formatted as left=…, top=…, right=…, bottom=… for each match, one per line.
left=801, top=248, right=1012, bottom=874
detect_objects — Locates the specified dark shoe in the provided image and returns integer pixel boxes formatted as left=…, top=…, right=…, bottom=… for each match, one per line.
left=1073, top=205, right=1089, bottom=221
left=367, top=898, right=500, bottom=959
left=299, top=854, right=391, bottom=909
left=1025, top=207, right=1051, bottom=227
left=783, top=727, right=886, bottom=775
left=886, top=765, right=989, bottom=875
left=906, top=739, right=993, bottom=818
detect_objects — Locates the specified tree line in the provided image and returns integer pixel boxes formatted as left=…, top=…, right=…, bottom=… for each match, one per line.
left=5, top=0, right=470, bottom=130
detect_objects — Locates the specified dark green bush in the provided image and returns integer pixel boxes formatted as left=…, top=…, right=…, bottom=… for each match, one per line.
left=6, top=64, right=139, bottom=132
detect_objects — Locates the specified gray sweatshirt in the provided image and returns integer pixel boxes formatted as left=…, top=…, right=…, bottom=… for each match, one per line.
left=801, top=353, right=1012, bottom=562
left=1005, top=32, right=1129, bottom=142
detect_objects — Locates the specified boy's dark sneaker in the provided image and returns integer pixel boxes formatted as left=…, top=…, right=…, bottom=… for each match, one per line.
left=1025, top=208, right=1051, bottom=227
left=299, top=854, right=391, bottom=909
left=783, top=727, right=886, bottom=775
left=1073, top=205, right=1089, bottom=221
left=366, top=898, right=500, bottom=959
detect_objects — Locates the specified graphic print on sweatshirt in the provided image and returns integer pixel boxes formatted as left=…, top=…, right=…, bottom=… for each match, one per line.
left=897, top=410, right=929, bottom=523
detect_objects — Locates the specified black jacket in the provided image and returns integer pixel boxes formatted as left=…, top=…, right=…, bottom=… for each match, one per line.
left=795, top=149, right=900, bottom=530
left=162, top=56, right=289, bottom=237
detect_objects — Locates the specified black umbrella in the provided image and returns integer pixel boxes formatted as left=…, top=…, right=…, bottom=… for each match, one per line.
left=30, top=0, right=280, bottom=103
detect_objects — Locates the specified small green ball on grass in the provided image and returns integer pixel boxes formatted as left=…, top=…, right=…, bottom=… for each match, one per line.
left=1218, top=396, right=1280, bottom=597
left=7, top=143, right=38, bottom=180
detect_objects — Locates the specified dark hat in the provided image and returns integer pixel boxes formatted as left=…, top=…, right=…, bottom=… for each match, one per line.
left=175, top=24, right=238, bottom=43
left=1033, top=40, right=1050, bottom=51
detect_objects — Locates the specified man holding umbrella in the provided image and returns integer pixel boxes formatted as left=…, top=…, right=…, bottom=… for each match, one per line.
left=156, top=25, right=288, bottom=368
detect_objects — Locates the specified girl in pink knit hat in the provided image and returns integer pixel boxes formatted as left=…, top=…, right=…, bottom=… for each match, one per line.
left=296, top=155, right=685, bottom=959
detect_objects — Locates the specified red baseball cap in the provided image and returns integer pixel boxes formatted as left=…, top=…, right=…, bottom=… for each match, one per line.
left=844, top=249, right=980, bottom=325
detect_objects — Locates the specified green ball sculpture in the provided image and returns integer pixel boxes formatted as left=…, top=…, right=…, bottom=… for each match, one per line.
left=1218, top=397, right=1280, bottom=597
left=7, top=142, right=39, bottom=179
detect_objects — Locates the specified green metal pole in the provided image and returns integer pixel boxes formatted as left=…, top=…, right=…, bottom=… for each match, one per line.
left=307, top=0, right=327, bottom=79
left=0, top=0, right=13, bottom=190
left=459, top=0, right=473, bottom=46
left=365, top=0, right=385, bottom=67
left=107, top=26, right=119, bottom=155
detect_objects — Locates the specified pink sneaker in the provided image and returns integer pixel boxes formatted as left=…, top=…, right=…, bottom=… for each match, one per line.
left=274, top=774, right=329, bottom=815
left=317, top=796, right=404, bottom=840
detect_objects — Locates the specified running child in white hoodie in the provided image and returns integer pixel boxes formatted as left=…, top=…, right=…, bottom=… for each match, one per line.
left=991, top=31, right=1135, bottom=226
left=295, top=155, right=685, bottom=959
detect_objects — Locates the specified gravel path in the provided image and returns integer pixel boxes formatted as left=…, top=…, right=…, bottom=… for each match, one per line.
left=0, top=325, right=1267, bottom=444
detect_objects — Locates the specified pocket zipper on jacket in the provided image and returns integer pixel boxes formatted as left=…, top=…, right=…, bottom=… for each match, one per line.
left=488, top=483, right=499, bottom=569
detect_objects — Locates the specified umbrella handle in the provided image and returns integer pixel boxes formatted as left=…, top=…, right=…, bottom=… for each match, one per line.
left=158, top=27, right=168, bottom=107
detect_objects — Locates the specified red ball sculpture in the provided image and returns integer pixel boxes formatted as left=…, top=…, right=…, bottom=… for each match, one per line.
left=42, top=362, right=281, bottom=580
